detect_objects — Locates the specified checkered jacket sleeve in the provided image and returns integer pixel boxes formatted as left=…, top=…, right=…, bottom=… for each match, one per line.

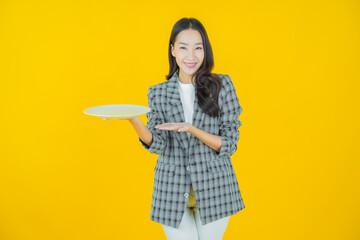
left=139, top=86, right=167, bottom=154
left=218, top=74, right=243, bottom=157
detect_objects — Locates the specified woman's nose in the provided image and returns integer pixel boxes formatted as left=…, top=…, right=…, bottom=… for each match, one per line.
left=187, top=50, right=196, bottom=59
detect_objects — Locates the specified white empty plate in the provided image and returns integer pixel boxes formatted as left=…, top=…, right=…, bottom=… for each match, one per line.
left=83, top=104, right=151, bottom=119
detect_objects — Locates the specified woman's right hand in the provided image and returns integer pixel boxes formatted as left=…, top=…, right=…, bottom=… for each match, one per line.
left=103, top=116, right=151, bottom=146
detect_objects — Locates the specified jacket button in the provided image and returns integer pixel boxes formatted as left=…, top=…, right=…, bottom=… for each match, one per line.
left=184, top=193, right=189, bottom=198
left=186, top=165, right=190, bottom=171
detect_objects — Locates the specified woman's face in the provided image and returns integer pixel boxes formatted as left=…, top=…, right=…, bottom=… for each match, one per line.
left=171, top=29, right=204, bottom=81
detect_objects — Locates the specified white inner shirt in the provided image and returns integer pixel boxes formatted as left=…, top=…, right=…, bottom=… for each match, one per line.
left=177, top=79, right=195, bottom=140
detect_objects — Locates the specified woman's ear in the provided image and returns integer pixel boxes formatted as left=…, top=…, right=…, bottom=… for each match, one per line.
left=171, top=44, right=175, bottom=57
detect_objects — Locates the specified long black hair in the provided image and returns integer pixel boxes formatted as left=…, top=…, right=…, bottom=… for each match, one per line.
left=166, top=17, right=222, bottom=118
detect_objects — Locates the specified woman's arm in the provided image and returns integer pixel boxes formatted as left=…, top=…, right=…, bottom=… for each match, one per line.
left=127, top=116, right=153, bottom=148
left=136, top=87, right=168, bottom=154
left=155, top=122, right=222, bottom=152
left=188, top=126, right=222, bottom=153
left=216, top=75, right=242, bottom=157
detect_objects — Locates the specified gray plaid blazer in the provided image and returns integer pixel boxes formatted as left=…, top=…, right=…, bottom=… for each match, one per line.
left=139, top=69, right=245, bottom=229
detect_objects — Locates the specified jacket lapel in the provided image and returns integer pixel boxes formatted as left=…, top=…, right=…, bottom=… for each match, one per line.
left=166, top=69, right=205, bottom=152
left=189, top=96, right=205, bottom=150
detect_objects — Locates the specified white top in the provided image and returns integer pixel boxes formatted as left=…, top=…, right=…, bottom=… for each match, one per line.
left=177, top=79, right=195, bottom=140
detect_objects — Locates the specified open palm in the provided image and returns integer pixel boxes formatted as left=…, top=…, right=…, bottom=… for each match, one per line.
left=155, top=122, right=192, bottom=132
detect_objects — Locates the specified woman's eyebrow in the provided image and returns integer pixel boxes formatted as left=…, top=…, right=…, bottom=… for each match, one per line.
left=179, top=42, right=203, bottom=45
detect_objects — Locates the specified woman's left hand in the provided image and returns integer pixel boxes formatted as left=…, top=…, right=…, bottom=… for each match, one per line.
left=155, top=122, right=193, bottom=133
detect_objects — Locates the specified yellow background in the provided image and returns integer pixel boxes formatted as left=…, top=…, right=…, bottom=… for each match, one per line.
left=1, top=0, right=359, bottom=239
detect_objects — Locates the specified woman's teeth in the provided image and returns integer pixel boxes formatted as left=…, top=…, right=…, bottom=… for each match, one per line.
left=185, top=63, right=196, bottom=68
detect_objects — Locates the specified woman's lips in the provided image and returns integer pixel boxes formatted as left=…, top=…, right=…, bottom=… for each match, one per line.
left=184, top=62, right=197, bottom=68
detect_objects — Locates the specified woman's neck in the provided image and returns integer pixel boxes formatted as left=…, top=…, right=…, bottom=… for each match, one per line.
left=178, top=70, right=194, bottom=84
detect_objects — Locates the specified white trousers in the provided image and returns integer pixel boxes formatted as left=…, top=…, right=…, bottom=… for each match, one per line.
left=161, top=205, right=230, bottom=240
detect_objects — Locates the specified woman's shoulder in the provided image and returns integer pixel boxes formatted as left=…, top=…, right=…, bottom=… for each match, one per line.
left=213, top=72, right=227, bottom=77
left=213, top=72, right=231, bottom=80
left=212, top=72, right=234, bottom=89
left=148, top=81, right=168, bottom=92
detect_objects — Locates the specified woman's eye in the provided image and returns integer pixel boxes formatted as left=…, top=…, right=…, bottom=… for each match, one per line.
left=179, top=47, right=202, bottom=50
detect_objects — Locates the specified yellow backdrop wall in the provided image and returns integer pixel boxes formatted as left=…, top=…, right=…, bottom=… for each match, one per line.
left=0, top=0, right=359, bottom=239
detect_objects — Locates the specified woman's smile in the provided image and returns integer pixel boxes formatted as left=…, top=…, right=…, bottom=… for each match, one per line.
left=184, top=62, right=197, bottom=68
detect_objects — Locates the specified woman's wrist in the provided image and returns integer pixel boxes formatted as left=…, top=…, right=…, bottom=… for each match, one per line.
left=188, top=125, right=197, bottom=135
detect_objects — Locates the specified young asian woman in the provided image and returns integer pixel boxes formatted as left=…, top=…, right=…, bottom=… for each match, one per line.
left=111, top=17, right=245, bottom=240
